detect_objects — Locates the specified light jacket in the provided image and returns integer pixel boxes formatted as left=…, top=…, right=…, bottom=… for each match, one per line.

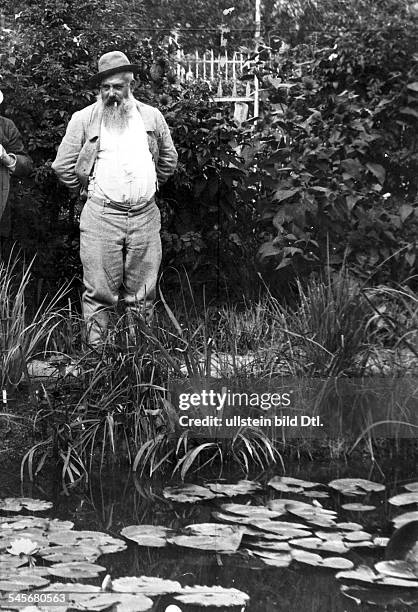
left=0, top=116, right=33, bottom=224
left=52, top=99, right=178, bottom=199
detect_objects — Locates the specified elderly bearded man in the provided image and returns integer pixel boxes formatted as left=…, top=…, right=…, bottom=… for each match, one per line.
left=52, top=51, right=177, bottom=347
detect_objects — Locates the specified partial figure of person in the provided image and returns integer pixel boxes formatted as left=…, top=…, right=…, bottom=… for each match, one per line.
left=52, top=51, right=178, bottom=347
left=0, top=89, right=33, bottom=251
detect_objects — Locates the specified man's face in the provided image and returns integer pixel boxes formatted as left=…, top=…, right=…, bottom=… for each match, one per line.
left=100, top=74, right=130, bottom=107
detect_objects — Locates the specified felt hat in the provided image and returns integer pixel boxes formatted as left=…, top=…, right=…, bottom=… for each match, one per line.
left=90, top=51, right=140, bottom=86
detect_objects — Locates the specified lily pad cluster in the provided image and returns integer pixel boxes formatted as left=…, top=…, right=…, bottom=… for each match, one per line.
left=267, top=476, right=329, bottom=498
left=120, top=496, right=386, bottom=572
left=0, top=509, right=126, bottom=584
left=1, top=475, right=415, bottom=610
left=0, top=574, right=250, bottom=610
left=0, top=497, right=250, bottom=610
left=163, top=480, right=261, bottom=503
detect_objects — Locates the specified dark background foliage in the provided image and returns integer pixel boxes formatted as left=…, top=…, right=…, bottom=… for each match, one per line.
left=0, top=0, right=417, bottom=303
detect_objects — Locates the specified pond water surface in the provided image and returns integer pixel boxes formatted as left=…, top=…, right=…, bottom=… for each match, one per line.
left=0, top=455, right=417, bottom=612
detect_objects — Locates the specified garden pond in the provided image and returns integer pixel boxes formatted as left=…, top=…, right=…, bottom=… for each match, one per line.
left=0, top=457, right=417, bottom=612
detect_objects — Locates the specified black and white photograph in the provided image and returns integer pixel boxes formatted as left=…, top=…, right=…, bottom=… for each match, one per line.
left=0, top=1, right=417, bottom=610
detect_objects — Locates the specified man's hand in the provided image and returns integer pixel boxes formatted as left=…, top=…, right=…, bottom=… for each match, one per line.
left=0, top=144, right=16, bottom=169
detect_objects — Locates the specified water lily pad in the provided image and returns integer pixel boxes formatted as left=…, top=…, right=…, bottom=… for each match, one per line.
left=0, top=554, right=29, bottom=571
left=39, top=545, right=102, bottom=563
left=174, top=585, right=249, bottom=607
left=388, top=492, right=418, bottom=506
left=286, top=504, right=337, bottom=527
left=291, top=549, right=324, bottom=566
left=321, top=557, right=354, bottom=570
left=245, top=539, right=291, bottom=552
left=206, top=480, right=261, bottom=496
left=48, top=519, right=75, bottom=531
left=291, top=549, right=353, bottom=569
left=335, top=522, right=363, bottom=531
left=342, top=503, right=376, bottom=511
left=220, top=503, right=283, bottom=520
left=41, top=583, right=101, bottom=593
left=0, top=575, right=50, bottom=592
left=267, top=499, right=318, bottom=512
left=75, top=593, right=153, bottom=611
left=314, top=531, right=345, bottom=542
left=345, top=537, right=388, bottom=551
left=375, top=560, right=418, bottom=580
left=302, top=491, right=330, bottom=499
left=404, top=482, right=418, bottom=492
left=289, top=536, right=348, bottom=554
left=268, top=476, right=321, bottom=493
left=251, top=520, right=309, bottom=539
left=0, top=518, right=49, bottom=531
left=111, top=576, right=182, bottom=596
left=336, top=565, right=381, bottom=584
left=47, top=562, right=106, bottom=579
left=251, top=550, right=292, bottom=567
left=163, top=484, right=216, bottom=503
left=168, top=524, right=243, bottom=554
left=393, top=511, right=418, bottom=529
left=168, top=533, right=242, bottom=554
left=344, top=531, right=372, bottom=542
left=120, top=525, right=173, bottom=548
left=0, top=499, right=52, bottom=513
left=211, top=511, right=252, bottom=526
left=1, top=568, right=51, bottom=580
left=47, top=530, right=126, bottom=553
left=184, top=523, right=244, bottom=537
left=256, top=520, right=310, bottom=531
left=328, top=478, right=385, bottom=495
left=380, top=576, right=418, bottom=587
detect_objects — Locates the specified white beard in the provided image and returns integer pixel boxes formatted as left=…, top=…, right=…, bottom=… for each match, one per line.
left=99, top=93, right=135, bottom=133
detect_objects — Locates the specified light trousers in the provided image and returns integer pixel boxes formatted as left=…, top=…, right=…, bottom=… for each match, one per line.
left=79, top=195, right=161, bottom=346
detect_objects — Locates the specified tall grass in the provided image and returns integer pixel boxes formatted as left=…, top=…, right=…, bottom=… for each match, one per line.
left=263, top=268, right=370, bottom=376
left=0, top=254, right=68, bottom=390
left=18, top=265, right=418, bottom=485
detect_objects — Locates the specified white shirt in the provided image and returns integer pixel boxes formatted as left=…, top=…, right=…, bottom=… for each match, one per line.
left=93, top=108, right=156, bottom=204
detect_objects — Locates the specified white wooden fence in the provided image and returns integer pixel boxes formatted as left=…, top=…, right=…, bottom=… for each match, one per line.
left=176, top=49, right=259, bottom=118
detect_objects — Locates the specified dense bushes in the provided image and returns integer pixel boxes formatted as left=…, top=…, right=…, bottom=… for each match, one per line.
left=0, top=0, right=417, bottom=301
left=253, top=3, right=418, bottom=286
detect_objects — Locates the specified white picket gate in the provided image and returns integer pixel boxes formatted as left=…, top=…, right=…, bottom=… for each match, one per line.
left=176, top=49, right=259, bottom=120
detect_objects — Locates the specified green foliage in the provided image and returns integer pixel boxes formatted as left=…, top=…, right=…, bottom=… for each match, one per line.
left=142, top=0, right=257, bottom=51
left=254, top=0, right=418, bottom=286
left=160, top=85, right=261, bottom=297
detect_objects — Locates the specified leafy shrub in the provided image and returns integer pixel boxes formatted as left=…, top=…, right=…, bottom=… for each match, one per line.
left=254, top=0, right=418, bottom=287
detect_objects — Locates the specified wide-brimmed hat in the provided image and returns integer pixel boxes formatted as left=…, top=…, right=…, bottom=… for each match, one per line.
left=90, top=51, right=140, bottom=86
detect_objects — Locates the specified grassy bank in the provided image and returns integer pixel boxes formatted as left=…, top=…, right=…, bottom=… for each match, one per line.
left=1, top=257, right=417, bottom=487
